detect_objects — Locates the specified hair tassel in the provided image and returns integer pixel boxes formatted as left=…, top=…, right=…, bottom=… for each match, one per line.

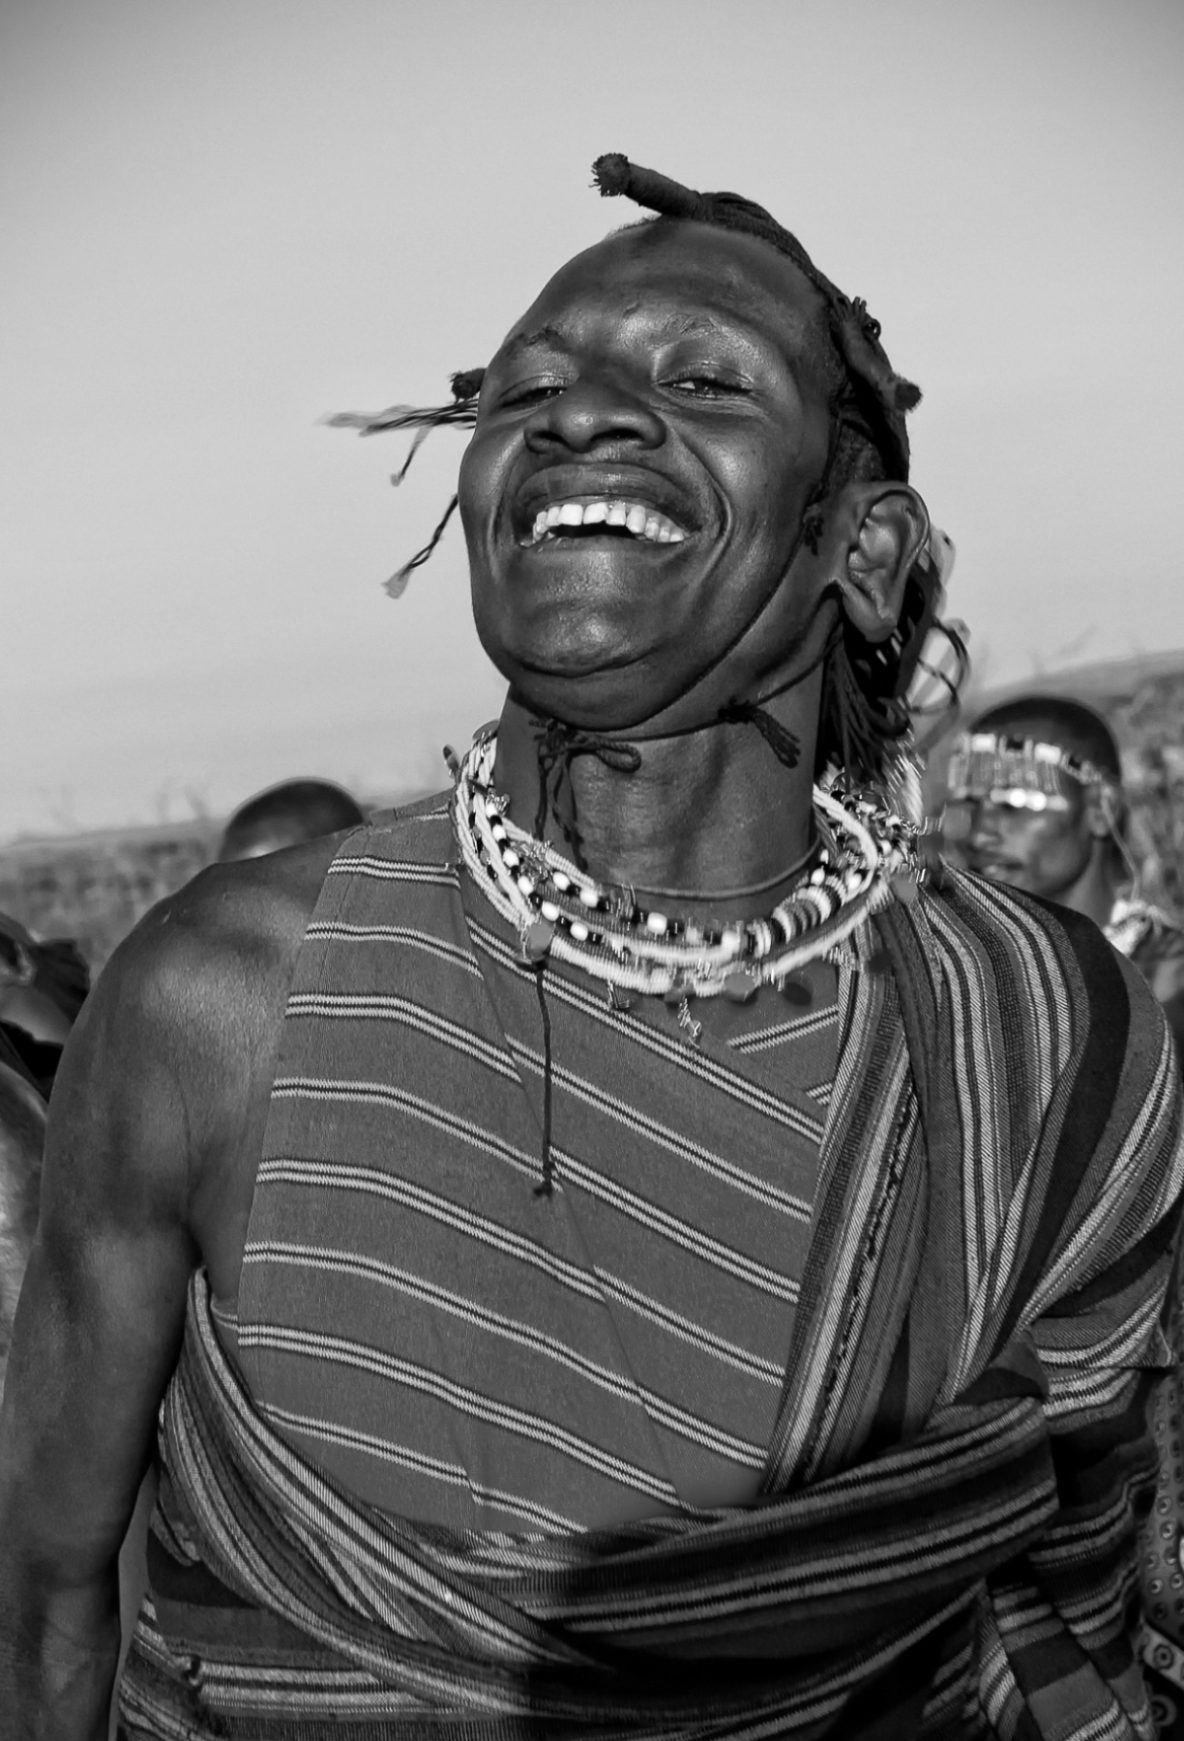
left=330, top=370, right=484, bottom=596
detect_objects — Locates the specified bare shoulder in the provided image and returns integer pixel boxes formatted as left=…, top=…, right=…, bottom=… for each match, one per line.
left=78, top=832, right=337, bottom=1074
left=45, top=829, right=353, bottom=1275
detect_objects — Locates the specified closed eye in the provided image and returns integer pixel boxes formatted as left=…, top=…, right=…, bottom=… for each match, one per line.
left=665, top=372, right=751, bottom=399
left=498, top=378, right=569, bottom=409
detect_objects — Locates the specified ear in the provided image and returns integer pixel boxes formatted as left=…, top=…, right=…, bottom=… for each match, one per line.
left=1083, top=783, right=1122, bottom=841
left=832, top=483, right=930, bottom=645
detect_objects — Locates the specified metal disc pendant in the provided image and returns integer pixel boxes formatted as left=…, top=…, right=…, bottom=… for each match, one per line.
left=723, top=970, right=758, bottom=1004
left=524, top=919, right=555, bottom=962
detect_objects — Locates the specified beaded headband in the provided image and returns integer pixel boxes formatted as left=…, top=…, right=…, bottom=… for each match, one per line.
left=945, top=732, right=1113, bottom=812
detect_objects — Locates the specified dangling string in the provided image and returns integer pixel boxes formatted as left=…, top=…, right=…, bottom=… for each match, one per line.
left=531, top=718, right=643, bottom=869
left=521, top=626, right=838, bottom=862
left=533, top=965, right=555, bottom=1197
left=717, top=700, right=800, bottom=770
left=327, top=370, right=484, bottom=595
left=904, top=619, right=971, bottom=753
left=824, top=636, right=896, bottom=793
left=383, top=494, right=461, bottom=600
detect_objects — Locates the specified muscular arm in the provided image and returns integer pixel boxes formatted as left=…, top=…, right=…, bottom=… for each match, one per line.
left=0, top=845, right=331, bottom=1739
left=0, top=912, right=198, bottom=1737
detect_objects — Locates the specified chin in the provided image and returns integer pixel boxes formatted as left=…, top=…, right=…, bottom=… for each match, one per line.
left=478, top=626, right=657, bottom=726
left=509, top=668, right=668, bottom=733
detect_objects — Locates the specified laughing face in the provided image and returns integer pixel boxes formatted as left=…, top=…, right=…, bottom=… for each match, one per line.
left=458, top=221, right=838, bottom=731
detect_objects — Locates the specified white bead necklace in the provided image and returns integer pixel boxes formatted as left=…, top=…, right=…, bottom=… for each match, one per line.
left=453, top=728, right=921, bottom=1002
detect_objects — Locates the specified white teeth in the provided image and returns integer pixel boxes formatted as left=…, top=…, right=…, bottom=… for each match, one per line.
left=527, top=498, right=688, bottom=545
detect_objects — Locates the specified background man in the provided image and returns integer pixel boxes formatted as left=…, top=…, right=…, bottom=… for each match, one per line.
left=216, top=776, right=366, bottom=861
left=2, top=157, right=1182, bottom=1740
left=950, top=693, right=1184, bottom=1054
left=950, top=694, right=1184, bottom=1736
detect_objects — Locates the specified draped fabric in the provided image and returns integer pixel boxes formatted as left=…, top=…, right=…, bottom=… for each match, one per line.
left=230, top=804, right=841, bottom=1532
left=118, top=1270, right=1056, bottom=1740
left=117, top=808, right=1184, bottom=1738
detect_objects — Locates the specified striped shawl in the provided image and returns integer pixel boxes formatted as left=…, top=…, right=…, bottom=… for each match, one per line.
left=119, top=850, right=1184, bottom=1740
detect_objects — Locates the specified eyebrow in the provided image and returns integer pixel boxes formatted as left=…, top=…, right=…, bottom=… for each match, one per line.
left=500, top=325, right=568, bottom=361
left=495, top=309, right=780, bottom=379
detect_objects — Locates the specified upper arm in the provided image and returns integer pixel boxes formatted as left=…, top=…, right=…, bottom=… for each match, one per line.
left=0, top=906, right=206, bottom=1584
left=0, top=842, right=331, bottom=1587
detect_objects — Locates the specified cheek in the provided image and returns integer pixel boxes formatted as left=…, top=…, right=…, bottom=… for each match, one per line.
left=457, top=432, right=508, bottom=549
left=1020, top=815, right=1087, bottom=876
left=715, top=434, right=809, bottom=540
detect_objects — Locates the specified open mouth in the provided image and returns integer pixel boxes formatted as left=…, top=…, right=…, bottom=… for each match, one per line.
left=522, top=497, right=688, bottom=549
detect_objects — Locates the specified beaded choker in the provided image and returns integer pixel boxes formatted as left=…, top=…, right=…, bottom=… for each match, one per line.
left=453, top=729, right=923, bottom=1004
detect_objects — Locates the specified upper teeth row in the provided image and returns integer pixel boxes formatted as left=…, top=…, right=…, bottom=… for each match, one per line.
left=529, top=500, right=687, bottom=545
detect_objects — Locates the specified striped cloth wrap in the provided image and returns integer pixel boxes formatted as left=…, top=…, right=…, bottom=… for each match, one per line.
left=120, top=1266, right=1059, bottom=1740
left=118, top=820, right=1184, bottom=1740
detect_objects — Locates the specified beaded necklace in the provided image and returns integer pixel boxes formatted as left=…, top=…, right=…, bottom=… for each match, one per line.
left=453, top=728, right=923, bottom=1005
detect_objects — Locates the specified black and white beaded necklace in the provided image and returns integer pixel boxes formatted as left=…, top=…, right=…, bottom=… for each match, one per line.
left=453, top=727, right=922, bottom=1006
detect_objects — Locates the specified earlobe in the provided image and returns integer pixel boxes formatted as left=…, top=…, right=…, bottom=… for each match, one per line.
left=1086, top=787, right=1121, bottom=840
left=834, top=485, right=929, bottom=645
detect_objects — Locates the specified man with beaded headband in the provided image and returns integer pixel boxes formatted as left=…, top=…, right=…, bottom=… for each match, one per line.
left=948, top=695, right=1184, bottom=1057
left=2, top=156, right=1182, bottom=1739
left=948, top=693, right=1184, bottom=1735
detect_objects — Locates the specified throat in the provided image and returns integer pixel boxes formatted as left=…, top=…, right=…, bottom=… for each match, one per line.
left=494, top=697, right=820, bottom=924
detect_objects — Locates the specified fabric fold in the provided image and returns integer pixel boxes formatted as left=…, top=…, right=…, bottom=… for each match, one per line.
left=121, top=1271, right=1060, bottom=1736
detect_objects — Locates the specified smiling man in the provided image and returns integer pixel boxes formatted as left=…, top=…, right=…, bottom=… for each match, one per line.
left=2, top=156, right=1183, bottom=1740
left=950, top=695, right=1184, bottom=1056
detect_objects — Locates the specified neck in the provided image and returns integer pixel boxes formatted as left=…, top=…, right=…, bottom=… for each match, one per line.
left=492, top=680, right=823, bottom=922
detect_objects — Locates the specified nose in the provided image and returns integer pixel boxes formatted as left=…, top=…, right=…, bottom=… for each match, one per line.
left=966, top=799, right=1004, bottom=855
left=523, top=374, right=665, bottom=457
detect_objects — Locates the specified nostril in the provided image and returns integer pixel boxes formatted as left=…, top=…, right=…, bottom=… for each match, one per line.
left=524, top=380, right=665, bottom=453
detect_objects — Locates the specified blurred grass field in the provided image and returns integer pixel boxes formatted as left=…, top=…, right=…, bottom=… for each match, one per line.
left=0, top=822, right=221, bottom=974
left=2, top=666, right=1182, bottom=978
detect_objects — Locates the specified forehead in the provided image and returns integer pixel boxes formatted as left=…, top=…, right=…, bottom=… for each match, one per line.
left=951, top=723, right=1085, bottom=813
left=493, top=221, right=826, bottom=367
left=985, top=714, right=1069, bottom=748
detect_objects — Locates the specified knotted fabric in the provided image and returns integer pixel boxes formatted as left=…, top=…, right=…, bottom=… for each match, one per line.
left=120, top=1270, right=1057, bottom=1738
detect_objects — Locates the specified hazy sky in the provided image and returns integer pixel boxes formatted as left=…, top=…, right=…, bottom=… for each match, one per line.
left=3, top=0, right=1182, bottom=838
